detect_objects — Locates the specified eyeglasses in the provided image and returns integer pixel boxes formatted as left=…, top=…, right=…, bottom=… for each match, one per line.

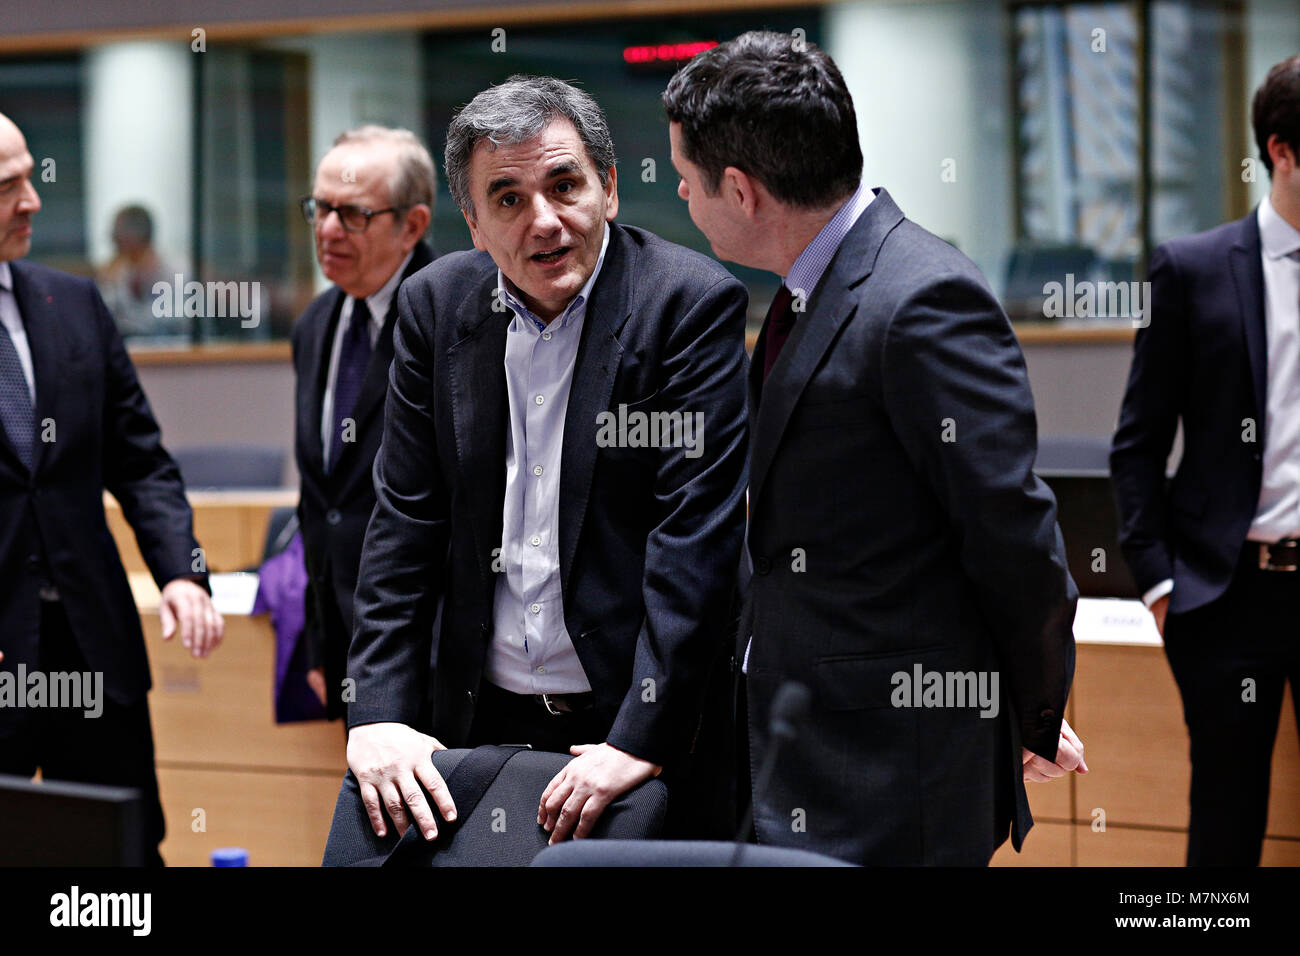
left=299, top=196, right=406, bottom=233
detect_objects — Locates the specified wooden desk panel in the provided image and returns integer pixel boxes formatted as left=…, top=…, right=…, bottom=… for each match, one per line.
left=157, top=766, right=340, bottom=867
left=145, top=613, right=344, bottom=774
left=1076, top=824, right=1186, bottom=866
left=107, top=490, right=297, bottom=575
left=991, top=821, right=1072, bottom=866
left=1073, top=643, right=1190, bottom=830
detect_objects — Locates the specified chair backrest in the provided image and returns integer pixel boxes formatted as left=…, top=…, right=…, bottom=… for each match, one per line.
left=173, top=444, right=286, bottom=490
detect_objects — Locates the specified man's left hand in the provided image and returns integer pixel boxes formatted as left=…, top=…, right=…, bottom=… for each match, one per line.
left=159, top=578, right=224, bottom=658
left=538, top=742, right=660, bottom=844
left=1022, top=716, right=1088, bottom=782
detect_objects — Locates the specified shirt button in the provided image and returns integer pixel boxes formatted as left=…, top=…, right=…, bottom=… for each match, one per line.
left=536, top=665, right=547, bottom=675
left=530, top=535, right=541, bottom=547
left=533, top=465, right=543, bottom=476
left=530, top=603, right=541, bottom=614
left=535, top=395, right=544, bottom=406
left=542, top=332, right=552, bottom=341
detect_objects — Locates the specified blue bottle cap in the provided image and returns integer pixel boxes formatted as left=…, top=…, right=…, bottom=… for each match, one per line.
left=211, top=847, right=249, bottom=867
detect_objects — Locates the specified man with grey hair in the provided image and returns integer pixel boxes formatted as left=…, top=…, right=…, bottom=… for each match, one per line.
left=292, top=125, right=435, bottom=724
left=324, top=76, right=748, bottom=861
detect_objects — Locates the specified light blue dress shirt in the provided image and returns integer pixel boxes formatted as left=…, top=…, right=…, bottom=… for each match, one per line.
left=486, top=223, right=611, bottom=694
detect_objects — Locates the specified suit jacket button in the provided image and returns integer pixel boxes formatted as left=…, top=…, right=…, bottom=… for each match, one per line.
left=326, top=509, right=341, bottom=526
left=1038, top=709, right=1057, bottom=724
left=755, top=556, right=772, bottom=575
left=26, top=554, right=40, bottom=569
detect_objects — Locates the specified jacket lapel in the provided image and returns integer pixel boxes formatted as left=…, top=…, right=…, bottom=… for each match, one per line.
left=300, top=288, right=344, bottom=480
left=336, top=242, right=435, bottom=471
left=447, top=273, right=510, bottom=596
left=749, top=188, right=902, bottom=514
left=559, top=223, right=633, bottom=603
left=1229, top=212, right=1267, bottom=437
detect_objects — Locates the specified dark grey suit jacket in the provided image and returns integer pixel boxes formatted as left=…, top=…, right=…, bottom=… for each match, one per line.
left=346, top=222, right=749, bottom=773
left=744, top=188, right=1077, bottom=865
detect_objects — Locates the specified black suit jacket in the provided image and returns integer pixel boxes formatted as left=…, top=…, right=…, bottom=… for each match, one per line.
left=0, top=260, right=206, bottom=732
left=744, top=189, right=1077, bottom=865
left=291, top=241, right=433, bottom=719
left=346, top=223, right=749, bottom=771
left=1111, top=211, right=1266, bottom=614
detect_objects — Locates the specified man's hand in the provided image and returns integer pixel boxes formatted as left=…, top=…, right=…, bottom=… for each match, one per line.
left=538, top=742, right=660, bottom=845
left=1150, top=593, right=1169, bottom=637
left=306, top=667, right=327, bottom=706
left=159, top=578, right=223, bottom=658
left=347, top=722, right=456, bottom=840
left=1023, top=716, right=1088, bottom=782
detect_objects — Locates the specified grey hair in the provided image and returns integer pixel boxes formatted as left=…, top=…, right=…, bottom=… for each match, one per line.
left=329, top=124, right=437, bottom=212
left=445, top=75, right=615, bottom=217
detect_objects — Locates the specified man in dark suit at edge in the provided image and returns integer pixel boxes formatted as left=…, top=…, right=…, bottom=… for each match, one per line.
left=663, top=32, right=1086, bottom=865
left=293, top=126, right=435, bottom=722
left=1112, top=55, right=1300, bottom=866
left=323, top=76, right=748, bottom=861
left=0, top=111, right=223, bottom=866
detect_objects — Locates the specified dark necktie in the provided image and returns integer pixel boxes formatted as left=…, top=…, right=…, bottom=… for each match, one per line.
left=0, top=319, right=34, bottom=472
left=762, top=284, right=797, bottom=382
left=328, top=298, right=372, bottom=471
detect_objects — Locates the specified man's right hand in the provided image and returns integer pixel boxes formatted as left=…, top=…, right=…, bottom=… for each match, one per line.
left=1150, top=594, right=1170, bottom=637
left=346, top=722, right=457, bottom=841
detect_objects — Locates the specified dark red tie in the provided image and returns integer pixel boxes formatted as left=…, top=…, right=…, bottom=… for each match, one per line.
left=761, top=284, right=796, bottom=382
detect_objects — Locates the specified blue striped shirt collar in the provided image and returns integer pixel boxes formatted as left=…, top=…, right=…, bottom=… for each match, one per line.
left=784, top=182, right=874, bottom=305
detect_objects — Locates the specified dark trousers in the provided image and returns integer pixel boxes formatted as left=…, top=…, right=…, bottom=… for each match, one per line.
left=1163, top=550, right=1300, bottom=866
left=0, top=600, right=166, bottom=866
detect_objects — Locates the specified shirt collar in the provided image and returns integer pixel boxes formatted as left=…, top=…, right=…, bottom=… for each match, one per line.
left=351, top=248, right=415, bottom=324
left=784, top=182, right=874, bottom=300
left=0, top=261, right=12, bottom=292
left=1258, top=195, right=1300, bottom=261
left=497, top=221, right=612, bottom=332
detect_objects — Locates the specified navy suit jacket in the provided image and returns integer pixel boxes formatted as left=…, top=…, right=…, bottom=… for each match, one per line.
left=1111, top=211, right=1266, bottom=614
left=291, top=241, right=433, bottom=718
left=345, top=223, right=749, bottom=770
left=744, top=189, right=1077, bottom=865
left=0, top=260, right=205, bottom=731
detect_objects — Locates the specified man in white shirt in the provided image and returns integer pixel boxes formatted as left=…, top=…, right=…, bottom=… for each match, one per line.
left=1112, top=54, right=1300, bottom=865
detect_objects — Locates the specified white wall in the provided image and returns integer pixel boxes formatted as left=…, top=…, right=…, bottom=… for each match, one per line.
left=82, top=42, right=194, bottom=272
left=827, top=0, right=1015, bottom=290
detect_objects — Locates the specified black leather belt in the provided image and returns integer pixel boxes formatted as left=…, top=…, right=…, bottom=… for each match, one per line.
left=1253, top=538, right=1300, bottom=572
left=482, top=681, right=595, bottom=717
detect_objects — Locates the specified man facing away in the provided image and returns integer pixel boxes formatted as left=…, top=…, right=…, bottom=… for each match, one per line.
left=323, top=76, right=748, bottom=862
left=663, top=32, right=1086, bottom=866
left=293, top=126, right=435, bottom=723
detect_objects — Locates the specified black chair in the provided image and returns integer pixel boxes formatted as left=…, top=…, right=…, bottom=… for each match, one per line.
left=531, top=840, right=853, bottom=867
left=262, top=505, right=299, bottom=562
left=173, top=444, right=286, bottom=490
left=0, top=774, right=144, bottom=866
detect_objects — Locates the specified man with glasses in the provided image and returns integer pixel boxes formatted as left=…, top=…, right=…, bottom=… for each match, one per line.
left=292, top=126, right=435, bottom=724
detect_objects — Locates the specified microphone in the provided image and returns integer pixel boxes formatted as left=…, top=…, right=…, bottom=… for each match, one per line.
left=731, top=681, right=811, bottom=866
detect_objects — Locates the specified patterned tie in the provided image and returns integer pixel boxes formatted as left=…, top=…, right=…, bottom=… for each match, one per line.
left=761, top=284, right=797, bottom=382
left=328, top=298, right=372, bottom=472
left=0, top=318, right=34, bottom=471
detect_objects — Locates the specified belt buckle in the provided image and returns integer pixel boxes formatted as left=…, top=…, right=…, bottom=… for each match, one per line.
left=1260, top=539, right=1300, bottom=572
left=539, top=693, right=564, bottom=716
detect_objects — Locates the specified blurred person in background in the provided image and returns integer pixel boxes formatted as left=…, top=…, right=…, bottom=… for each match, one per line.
left=96, top=203, right=185, bottom=340
left=292, top=126, right=434, bottom=726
